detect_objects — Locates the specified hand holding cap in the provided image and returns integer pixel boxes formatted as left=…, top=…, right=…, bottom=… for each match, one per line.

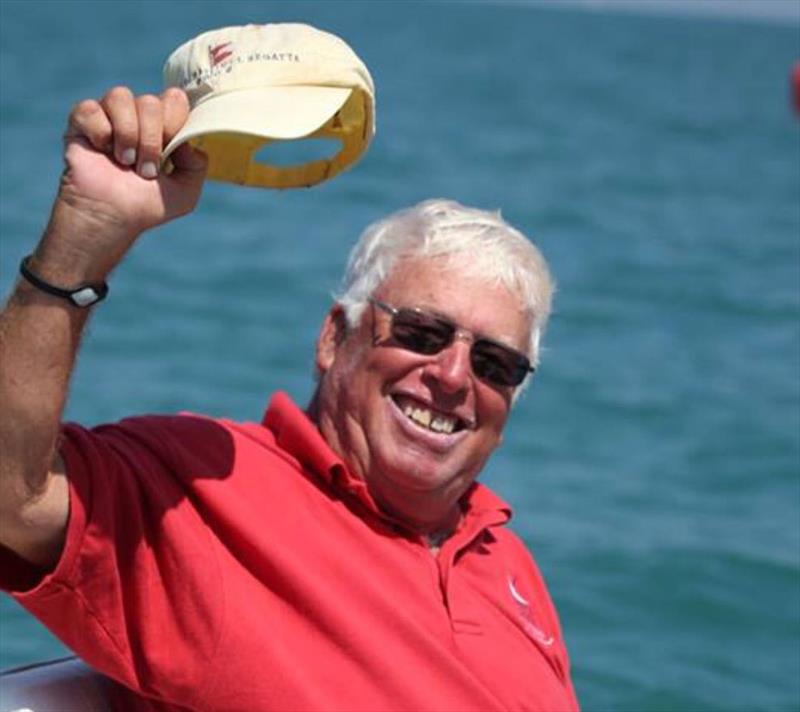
left=162, top=23, right=375, bottom=189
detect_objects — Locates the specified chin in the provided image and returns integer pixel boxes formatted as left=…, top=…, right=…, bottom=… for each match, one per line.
left=374, top=448, right=472, bottom=496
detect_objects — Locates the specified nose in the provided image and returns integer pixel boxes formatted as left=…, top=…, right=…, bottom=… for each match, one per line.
left=424, top=333, right=473, bottom=394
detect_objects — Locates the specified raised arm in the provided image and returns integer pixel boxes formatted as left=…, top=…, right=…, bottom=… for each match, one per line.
left=0, top=87, right=207, bottom=569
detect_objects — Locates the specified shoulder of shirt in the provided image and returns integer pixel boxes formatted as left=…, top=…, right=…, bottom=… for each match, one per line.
left=64, top=412, right=282, bottom=463
left=486, top=521, right=550, bottom=582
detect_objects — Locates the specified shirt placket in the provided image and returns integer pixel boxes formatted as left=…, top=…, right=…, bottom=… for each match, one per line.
left=435, top=511, right=506, bottom=642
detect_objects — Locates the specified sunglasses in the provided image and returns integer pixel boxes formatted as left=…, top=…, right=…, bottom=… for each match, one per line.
left=369, top=298, right=534, bottom=388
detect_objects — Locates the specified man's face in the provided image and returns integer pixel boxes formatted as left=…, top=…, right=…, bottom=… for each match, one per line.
left=314, top=255, right=532, bottom=533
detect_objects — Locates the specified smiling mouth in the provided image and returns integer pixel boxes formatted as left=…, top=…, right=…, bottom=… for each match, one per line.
left=391, top=394, right=468, bottom=435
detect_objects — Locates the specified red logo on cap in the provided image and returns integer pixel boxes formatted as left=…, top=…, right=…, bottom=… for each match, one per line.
left=209, top=42, right=233, bottom=67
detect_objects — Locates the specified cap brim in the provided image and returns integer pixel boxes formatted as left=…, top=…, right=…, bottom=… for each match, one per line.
left=162, top=85, right=353, bottom=159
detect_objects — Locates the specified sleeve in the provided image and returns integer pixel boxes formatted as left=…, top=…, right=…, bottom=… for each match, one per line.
left=2, top=415, right=230, bottom=706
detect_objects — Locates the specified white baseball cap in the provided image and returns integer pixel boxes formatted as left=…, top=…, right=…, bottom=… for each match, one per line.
left=162, top=23, right=375, bottom=189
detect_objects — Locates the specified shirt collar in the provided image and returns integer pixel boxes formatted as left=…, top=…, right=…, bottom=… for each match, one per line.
left=452, top=482, right=512, bottom=550
left=262, top=391, right=377, bottom=512
left=262, top=391, right=343, bottom=482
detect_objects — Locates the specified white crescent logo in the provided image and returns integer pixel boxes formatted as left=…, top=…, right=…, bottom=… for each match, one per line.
left=508, top=576, right=530, bottom=606
left=507, top=576, right=554, bottom=647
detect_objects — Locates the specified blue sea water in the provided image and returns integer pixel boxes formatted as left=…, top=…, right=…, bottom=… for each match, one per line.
left=0, top=1, right=798, bottom=710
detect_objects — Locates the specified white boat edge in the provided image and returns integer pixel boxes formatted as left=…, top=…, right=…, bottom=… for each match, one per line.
left=0, top=657, right=115, bottom=712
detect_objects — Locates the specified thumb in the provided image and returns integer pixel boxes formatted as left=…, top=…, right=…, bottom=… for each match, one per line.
left=160, top=146, right=208, bottom=220
left=169, top=143, right=208, bottom=175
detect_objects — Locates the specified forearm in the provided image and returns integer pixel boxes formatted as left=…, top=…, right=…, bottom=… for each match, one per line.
left=0, top=202, right=129, bottom=560
left=0, top=86, right=203, bottom=567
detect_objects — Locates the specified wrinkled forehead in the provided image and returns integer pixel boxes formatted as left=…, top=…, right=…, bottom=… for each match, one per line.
left=378, top=252, right=525, bottom=304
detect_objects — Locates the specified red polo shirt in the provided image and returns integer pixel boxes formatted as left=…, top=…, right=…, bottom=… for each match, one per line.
left=4, top=392, right=579, bottom=711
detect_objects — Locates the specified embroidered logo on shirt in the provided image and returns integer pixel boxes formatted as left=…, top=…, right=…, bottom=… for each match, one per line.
left=507, top=576, right=554, bottom=647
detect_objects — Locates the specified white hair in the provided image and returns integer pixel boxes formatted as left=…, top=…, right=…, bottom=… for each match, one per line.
left=335, top=199, right=554, bottom=376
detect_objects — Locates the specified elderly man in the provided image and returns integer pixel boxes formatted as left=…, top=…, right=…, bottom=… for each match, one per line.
left=0, top=88, right=579, bottom=711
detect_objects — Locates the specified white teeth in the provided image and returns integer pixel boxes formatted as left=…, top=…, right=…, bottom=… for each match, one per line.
left=430, top=415, right=455, bottom=434
left=401, top=401, right=456, bottom=434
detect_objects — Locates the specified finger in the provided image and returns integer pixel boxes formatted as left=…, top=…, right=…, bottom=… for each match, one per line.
left=100, top=86, right=138, bottom=167
left=135, top=94, right=163, bottom=180
left=64, top=99, right=113, bottom=154
left=161, top=87, right=190, bottom=146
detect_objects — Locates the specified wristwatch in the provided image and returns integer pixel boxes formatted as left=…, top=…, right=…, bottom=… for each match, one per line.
left=19, top=256, right=109, bottom=308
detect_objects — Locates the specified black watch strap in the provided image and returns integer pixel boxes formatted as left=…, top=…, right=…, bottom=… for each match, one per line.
left=19, top=256, right=109, bottom=308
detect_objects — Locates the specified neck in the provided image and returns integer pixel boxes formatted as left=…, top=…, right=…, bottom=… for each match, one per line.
left=401, top=502, right=462, bottom=545
left=424, top=527, right=452, bottom=549
left=306, top=388, right=321, bottom=424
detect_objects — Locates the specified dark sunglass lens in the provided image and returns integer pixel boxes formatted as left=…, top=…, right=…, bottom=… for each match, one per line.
left=471, top=342, right=530, bottom=387
left=391, top=311, right=454, bottom=354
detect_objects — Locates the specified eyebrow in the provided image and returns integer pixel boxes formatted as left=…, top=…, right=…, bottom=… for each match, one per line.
left=394, top=302, right=525, bottom=354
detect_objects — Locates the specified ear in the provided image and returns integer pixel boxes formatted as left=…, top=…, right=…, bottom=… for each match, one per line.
left=315, top=305, right=349, bottom=374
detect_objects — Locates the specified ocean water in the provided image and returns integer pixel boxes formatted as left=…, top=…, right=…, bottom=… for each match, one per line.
left=1, top=1, right=798, bottom=710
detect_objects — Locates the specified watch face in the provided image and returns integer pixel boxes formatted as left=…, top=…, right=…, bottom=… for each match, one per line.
left=71, top=287, right=99, bottom=307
